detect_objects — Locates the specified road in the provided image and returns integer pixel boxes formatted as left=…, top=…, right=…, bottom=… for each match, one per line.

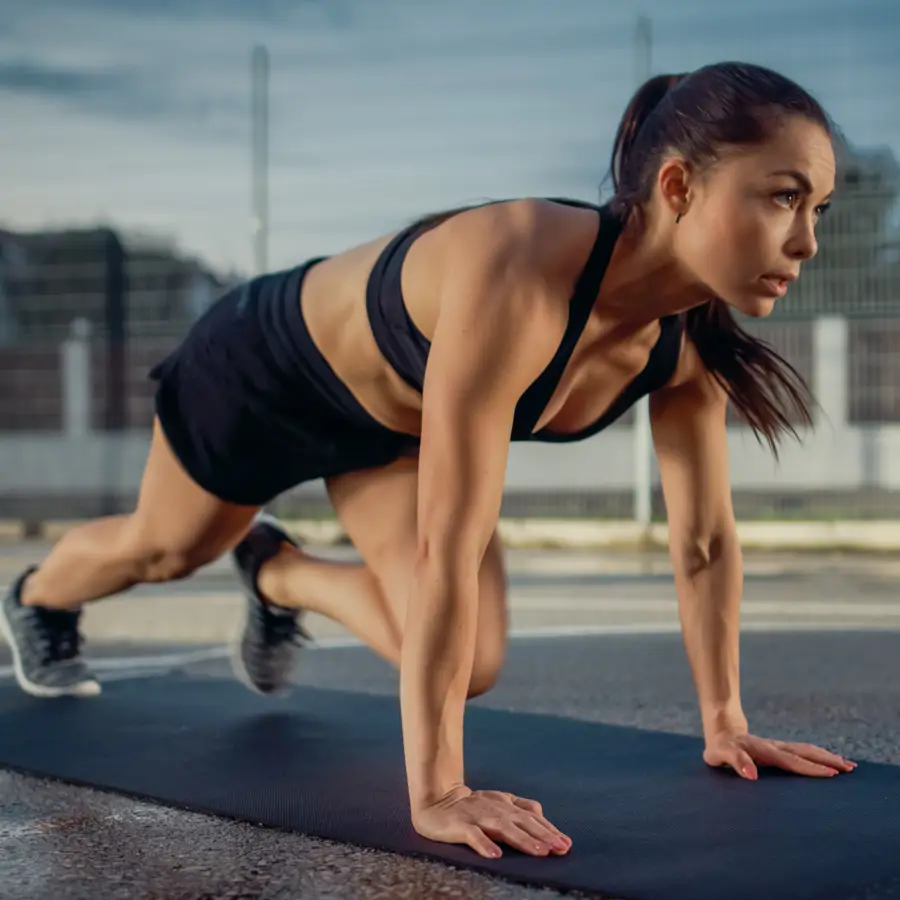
left=2, top=544, right=900, bottom=900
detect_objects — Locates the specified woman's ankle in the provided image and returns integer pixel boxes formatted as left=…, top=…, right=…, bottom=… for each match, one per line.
left=256, top=545, right=304, bottom=610
left=17, top=566, right=45, bottom=609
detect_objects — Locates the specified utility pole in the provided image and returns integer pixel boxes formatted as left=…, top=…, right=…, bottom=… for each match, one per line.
left=251, top=44, right=270, bottom=275
left=633, top=15, right=654, bottom=534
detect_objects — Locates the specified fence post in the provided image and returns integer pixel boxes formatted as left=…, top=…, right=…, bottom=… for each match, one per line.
left=101, top=229, right=128, bottom=516
left=813, top=315, right=849, bottom=431
left=631, top=14, right=654, bottom=535
left=61, top=317, right=92, bottom=437
left=103, top=229, right=128, bottom=433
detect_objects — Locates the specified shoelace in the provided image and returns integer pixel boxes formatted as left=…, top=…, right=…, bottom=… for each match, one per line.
left=30, top=608, right=82, bottom=665
left=258, top=604, right=312, bottom=645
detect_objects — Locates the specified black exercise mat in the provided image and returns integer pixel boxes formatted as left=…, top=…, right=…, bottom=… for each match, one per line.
left=1, top=676, right=899, bottom=900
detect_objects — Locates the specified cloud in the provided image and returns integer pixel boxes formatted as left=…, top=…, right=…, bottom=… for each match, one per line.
left=5, top=0, right=353, bottom=31
left=0, top=60, right=123, bottom=97
left=1, top=0, right=897, bottom=275
left=0, top=57, right=242, bottom=133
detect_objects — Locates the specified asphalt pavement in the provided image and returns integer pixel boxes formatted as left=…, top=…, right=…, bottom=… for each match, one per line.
left=1, top=546, right=900, bottom=900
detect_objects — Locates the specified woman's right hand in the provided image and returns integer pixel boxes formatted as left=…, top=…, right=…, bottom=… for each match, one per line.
left=411, top=785, right=573, bottom=859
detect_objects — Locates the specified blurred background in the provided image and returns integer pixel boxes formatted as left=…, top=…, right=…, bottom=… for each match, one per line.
left=1, top=0, right=898, bottom=530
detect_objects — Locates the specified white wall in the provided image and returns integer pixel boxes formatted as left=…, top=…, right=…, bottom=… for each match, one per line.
left=1, top=316, right=898, bottom=501
left=4, top=423, right=897, bottom=499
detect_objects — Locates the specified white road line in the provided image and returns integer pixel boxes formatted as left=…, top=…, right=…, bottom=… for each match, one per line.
left=3, top=620, right=900, bottom=682
left=0, top=646, right=229, bottom=680
left=507, top=597, right=900, bottom=616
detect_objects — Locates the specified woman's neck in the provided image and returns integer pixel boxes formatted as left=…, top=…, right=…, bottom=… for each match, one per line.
left=599, top=209, right=713, bottom=322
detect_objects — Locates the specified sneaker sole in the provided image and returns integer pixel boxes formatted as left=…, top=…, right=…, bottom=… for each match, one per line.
left=0, top=601, right=101, bottom=699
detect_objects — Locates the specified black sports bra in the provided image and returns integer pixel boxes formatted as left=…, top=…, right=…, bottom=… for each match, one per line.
left=365, top=197, right=684, bottom=443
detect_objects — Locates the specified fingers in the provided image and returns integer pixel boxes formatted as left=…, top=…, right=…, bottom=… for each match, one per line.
left=462, top=824, right=503, bottom=859
left=751, top=738, right=850, bottom=777
left=509, top=796, right=572, bottom=850
left=417, top=791, right=573, bottom=860
left=777, top=742, right=857, bottom=773
left=711, top=735, right=859, bottom=780
left=705, top=741, right=759, bottom=780
left=479, top=792, right=572, bottom=852
left=510, top=795, right=543, bottom=817
left=466, top=795, right=572, bottom=857
left=479, top=816, right=562, bottom=858
left=767, top=745, right=844, bottom=777
left=731, top=748, right=759, bottom=780
left=514, top=815, right=572, bottom=855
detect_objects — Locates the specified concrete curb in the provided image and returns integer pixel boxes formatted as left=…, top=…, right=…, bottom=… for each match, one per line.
left=5, top=517, right=900, bottom=553
left=0, top=521, right=25, bottom=542
left=495, top=519, right=900, bottom=552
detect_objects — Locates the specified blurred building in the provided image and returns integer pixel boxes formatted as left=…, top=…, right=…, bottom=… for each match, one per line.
left=0, top=226, right=230, bottom=345
left=0, top=226, right=233, bottom=433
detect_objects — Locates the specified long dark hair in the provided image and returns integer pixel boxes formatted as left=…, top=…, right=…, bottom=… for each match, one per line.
left=610, top=62, right=832, bottom=454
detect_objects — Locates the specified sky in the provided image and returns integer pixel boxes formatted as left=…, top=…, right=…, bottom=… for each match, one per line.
left=2, top=0, right=898, bottom=275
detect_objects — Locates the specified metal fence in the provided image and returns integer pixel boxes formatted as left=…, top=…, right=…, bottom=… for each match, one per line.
left=1, top=1, right=898, bottom=523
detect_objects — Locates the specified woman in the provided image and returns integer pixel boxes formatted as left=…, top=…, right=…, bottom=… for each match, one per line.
left=2, top=61, right=857, bottom=860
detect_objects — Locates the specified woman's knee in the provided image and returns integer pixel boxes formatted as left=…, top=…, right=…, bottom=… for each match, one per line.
left=467, top=654, right=504, bottom=699
left=468, top=628, right=507, bottom=698
left=365, top=526, right=507, bottom=695
left=142, top=546, right=215, bottom=582
left=124, top=417, right=259, bottom=583
left=467, top=537, right=507, bottom=698
left=120, top=518, right=226, bottom=583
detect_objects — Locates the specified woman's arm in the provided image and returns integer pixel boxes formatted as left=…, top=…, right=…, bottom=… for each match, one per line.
left=650, top=351, right=857, bottom=781
left=650, top=356, right=748, bottom=741
left=401, top=202, right=568, bottom=854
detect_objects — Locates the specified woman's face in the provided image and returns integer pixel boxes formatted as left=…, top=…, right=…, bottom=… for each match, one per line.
left=671, top=116, right=836, bottom=318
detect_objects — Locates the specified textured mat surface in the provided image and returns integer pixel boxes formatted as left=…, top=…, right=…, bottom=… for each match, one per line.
left=1, top=675, right=899, bottom=900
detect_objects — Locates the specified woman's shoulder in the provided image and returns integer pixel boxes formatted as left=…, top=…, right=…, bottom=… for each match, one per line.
left=421, top=196, right=601, bottom=288
left=443, top=195, right=599, bottom=239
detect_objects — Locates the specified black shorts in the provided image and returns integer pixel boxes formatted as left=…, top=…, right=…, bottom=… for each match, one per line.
left=150, top=259, right=416, bottom=506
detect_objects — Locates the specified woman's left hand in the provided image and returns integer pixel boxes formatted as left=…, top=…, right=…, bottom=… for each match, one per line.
left=703, top=730, right=858, bottom=780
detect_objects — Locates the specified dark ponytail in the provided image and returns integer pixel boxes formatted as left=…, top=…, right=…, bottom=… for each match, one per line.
left=608, top=62, right=828, bottom=455
left=683, top=302, right=813, bottom=453
left=610, top=73, right=688, bottom=211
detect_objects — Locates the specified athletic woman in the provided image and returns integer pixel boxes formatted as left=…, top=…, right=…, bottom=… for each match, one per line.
left=1, top=61, right=857, bottom=860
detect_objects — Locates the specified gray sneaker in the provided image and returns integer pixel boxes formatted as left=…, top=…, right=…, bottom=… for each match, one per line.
left=0, top=566, right=100, bottom=698
left=230, top=515, right=312, bottom=696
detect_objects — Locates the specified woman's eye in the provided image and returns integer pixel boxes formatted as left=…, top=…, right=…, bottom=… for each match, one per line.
left=775, top=190, right=801, bottom=209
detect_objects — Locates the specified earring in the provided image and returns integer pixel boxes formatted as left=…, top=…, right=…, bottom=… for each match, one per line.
left=675, top=212, right=683, bottom=224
